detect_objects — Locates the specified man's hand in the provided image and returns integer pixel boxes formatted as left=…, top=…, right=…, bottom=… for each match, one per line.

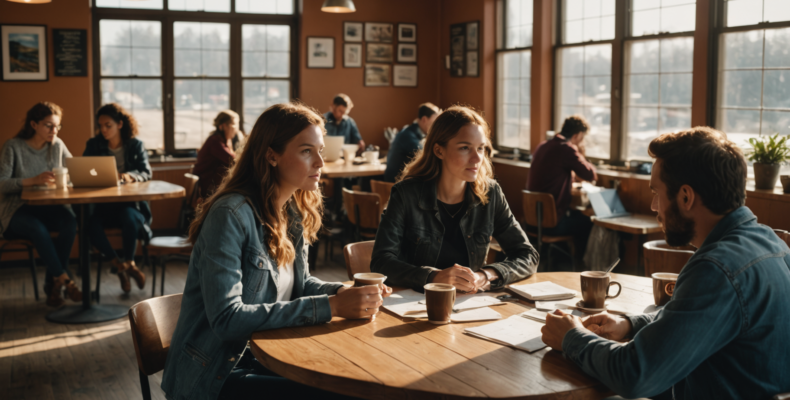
left=541, top=309, right=585, bottom=351
left=119, top=173, right=136, bottom=183
left=431, top=264, right=476, bottom=293
left=582, top=313, right=632, bottom=341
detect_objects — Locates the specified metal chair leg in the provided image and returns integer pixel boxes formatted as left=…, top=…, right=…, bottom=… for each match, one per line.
left=27, top=246, right=39, bottom=301
left=139, top=369, right=152, bottom=400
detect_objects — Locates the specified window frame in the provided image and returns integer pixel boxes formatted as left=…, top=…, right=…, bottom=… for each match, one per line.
left=91, top=0, right=299, bottom=154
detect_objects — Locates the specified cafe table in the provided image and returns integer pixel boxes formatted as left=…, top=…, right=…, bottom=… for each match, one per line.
left=322, top=159, right=387, bottom=179
left=250, top=271, right=655, bottom=399
left=22, top=181, right=185, bottom=324
left=591, top=214, right=662, bottom=276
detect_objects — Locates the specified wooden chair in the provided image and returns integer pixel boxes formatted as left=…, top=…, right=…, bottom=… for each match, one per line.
left=0, top=239, right=40, bottom=301
left=342, top=188, right=381, bottom=242
left=343, top=240, right=375, bottom=280
left=370, top=180, right=394, bottom=215
left=643, top=240, right=696, bottom=275
left=522, top=190, right=575, bottom=270
left=128, top=293, right=183, bottom=400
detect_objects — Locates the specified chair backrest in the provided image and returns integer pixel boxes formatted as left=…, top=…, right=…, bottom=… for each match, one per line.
left=522, top=190, right=559, bottom=229
left=643, top=240, right=696, bottom=275
left=342, top=188, right=381, bottom=230
left=370, top=180, right=394, bottom=214
left=343, top=241, right=375, bottom=279
left=774, top=229, right=790, bottom=248
left=183, top=173, right=200, bottom=208
left=128, top=293, right=183, bottom=376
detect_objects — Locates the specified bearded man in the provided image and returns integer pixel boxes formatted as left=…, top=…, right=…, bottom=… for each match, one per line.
left=540, top=127, right=790, bottom=399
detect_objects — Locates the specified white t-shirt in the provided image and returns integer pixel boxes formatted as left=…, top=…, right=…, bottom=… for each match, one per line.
left=276, top=260, right=295, bottom=302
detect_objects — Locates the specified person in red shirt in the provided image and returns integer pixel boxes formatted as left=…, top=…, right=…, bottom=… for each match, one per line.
left=527, top=115, right=597, bottom=262
left=193, top=110, right=245, bottom=199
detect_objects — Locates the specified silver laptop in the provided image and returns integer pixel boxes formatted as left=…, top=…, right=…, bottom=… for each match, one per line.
left=587, top=188, right=630, bottom=219
left=65, top=156, right=119, bottom=188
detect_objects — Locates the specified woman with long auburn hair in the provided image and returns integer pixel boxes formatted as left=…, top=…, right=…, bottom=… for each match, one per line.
left=372, top=105, right=538, bottom=293
left=162, top=102, right=388, bottom=400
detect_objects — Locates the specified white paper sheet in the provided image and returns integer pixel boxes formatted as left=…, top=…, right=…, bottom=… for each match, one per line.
left=464, top=315, right=548, bottom=353
left=383, top=290, right=504, bottom=318
left=509, top=281, right=577, bottom=301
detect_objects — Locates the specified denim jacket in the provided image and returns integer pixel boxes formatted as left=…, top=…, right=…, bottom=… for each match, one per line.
left=371, top=178, right=539, bottom=291
left=160, top=194, right=343, bottom=400
left=562, top=206, right=790, bottom=399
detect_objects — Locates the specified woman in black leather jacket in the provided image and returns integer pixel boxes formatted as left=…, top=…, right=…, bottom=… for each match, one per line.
left=371, top=106, right=538, bottom=292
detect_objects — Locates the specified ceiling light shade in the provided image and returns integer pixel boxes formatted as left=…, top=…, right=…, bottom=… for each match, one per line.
left=321, top=0, right=355, bottom=13
left=6, top=0, right=52, bottom=3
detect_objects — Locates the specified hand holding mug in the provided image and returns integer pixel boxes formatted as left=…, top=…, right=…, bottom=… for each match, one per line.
left=432, top=264, right=476, bottom=293
left=24, top=171, right=55, bottom=186
left=329, top=285, right=383, bottom=319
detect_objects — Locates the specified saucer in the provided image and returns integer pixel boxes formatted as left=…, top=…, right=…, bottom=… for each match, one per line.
left=575, top=300, right=609, bottom=313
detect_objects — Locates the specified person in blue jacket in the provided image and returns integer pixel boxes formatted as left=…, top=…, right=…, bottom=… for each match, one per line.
left=383, top=102, right=440, bottom=182
left=83, top=103, right=149, bottom=293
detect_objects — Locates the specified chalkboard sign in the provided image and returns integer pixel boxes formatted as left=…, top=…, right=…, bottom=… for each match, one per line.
left=53, top=29, right=87, bottom=77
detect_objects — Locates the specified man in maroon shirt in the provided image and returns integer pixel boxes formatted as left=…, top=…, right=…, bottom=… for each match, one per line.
left=527, top=115, right=597, bottom=262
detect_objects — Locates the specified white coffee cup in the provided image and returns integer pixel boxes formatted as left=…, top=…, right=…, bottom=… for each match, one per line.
left=363, top=151, right=379, bottom=164
left=342, top=144, right=358, bottom=166
left=52, top=167, right=68, bottom=189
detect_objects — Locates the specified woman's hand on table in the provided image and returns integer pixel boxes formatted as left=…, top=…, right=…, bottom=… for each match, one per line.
left=582, top=313, right=632, bottom=341
left=22, top=171, right=55, bottom=186
left=119, top=173, right=136, bottom=183
left=329, top=285, right=383, bottom=319
left=432, top=265, right=477, bottom=293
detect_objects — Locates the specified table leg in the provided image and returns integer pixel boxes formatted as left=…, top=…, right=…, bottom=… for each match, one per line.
left=46, top=204, right=127, bottom=324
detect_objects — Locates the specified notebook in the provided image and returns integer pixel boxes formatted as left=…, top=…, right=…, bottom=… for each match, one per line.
left=464, top=315, right=548, bottom=353
left=508, top=281, right=577, bottom=301
left=586, top=187, right=630, bottom=219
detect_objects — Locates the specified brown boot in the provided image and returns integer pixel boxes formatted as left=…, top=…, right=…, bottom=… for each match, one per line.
left=46, top=276, right=66, bottom=308
left=63, top=279, right=82, bottom=302
left=113, top=259, right=131, bottom=293
left=124, top=260, right=146, bottom=290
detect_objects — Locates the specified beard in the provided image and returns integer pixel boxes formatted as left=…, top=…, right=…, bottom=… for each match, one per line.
left=660, top=198, right=696, bottom=247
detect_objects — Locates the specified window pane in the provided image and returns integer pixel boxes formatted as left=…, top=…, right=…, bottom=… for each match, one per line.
left=174, top=79, right=230, bottom=149
left=660, top=37, right=694, bottom=72
left=583, top=106, right=611, bottom=159
left=761, top=110, right=790, bottom=134
left=563, top=0, right=614, bottom=44
left=169, top=0, right=230, bottom=12
left=633, top=0, right=660, bottom=10
left=765, top=27, right=790, bottom=68
left=632, top=9, right=660, bottom=36
left=100, top=20, right=161, bottom=77
left=629, top=40, right=659, bottom=73
left=726, top=0, right=790, bottom=27
left=505, top=0, right=533, bottom=48
left=659, top=107, right=691, bottom=134
left=497, top=50, right=531, bottom=150
left=243, top=80, right=290, bottom=133
left=627, top=107, right=659, bottom=157
left=629, top=74, right=659, bottom=105
left=762, top=70, right=790, bottom=109
left=632, top=1, right=696, bottom=36
left=242, top=25, right=291, bottom=78
left=661, top=4, right=696, bottom=33
left=560, top=46, right=584, bottom=76
left=174, top=22, right=230, bottom=77
left=764, top=0, right=790, bottom=23
left=721, top=70, right=763, bottom=107
left=661, top=73, right=693, bottom=105
left=720, top=108, right=761, bottom=136
left=721, top=30, right=764, bottom=69
left=96, top=0, right=163, bottom=9
left=584, top=44, right=611, bottom=76
left=100, top=79, right=164, bottom=150
left=236, top=0, right=293, bottom=14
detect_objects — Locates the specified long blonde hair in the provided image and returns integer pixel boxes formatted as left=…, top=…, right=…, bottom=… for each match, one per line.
left=188, top=103, right=324, bottom=267
left=399, top=105, right=494, bottom=205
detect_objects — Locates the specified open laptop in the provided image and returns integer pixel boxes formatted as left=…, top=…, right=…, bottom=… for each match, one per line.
left=65, top=156, right=119, bottom=188
left=586, top=187, right=630, bottom=219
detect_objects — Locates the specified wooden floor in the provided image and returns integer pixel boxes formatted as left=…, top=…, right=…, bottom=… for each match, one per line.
left=0, top=242, right=350, bottom=400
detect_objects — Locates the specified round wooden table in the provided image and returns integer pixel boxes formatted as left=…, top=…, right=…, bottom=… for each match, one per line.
left=250, top=272, right=655, bottom=399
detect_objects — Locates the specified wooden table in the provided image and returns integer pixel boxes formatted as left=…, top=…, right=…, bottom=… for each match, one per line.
left=22, top=181, right=185, bottom=324
left=322, top=159, right=387, bottom=179
left=250, top=272, right=654, bottom=400
left=591, top=214, right=662, bottom=276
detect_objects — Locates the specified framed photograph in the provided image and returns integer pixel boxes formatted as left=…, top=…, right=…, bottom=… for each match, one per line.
left=364, top=63, right=391, bottom=87
left=53, top=29, right=87, bottom=77
left=466, top=51, right=479, bottom=77
left=344, top=43, right=362, bottom=68
left=466, top=21, right=479, bottom=50
left=393, top=65, right=418, bottom=87
left=364, top=22, right=393, bottom=43
left=366, top=43, right=393, bottom=63
left=397, top=44, right=417, bottom=63
left=1, top=25, right=48, bottom=81
left=450, top=23, right=466, bottom=77
left=398, top=23, right=417, bottom=42
left=344, top=22, right=363, bottom=42
left=306, top=37, right=334, bottom=69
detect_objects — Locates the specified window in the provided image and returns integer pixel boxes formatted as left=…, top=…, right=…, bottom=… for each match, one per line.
left=563, top=0, right=615, bottom=44
left=625, top=38, right=694, bottom=159
left=556, top=44, right=613, bottom=159
left=497, top=0, right=532, bottom=150
left=725, top=0, right=790, bottom=27
left=631, top=0, right=696, bottom=37
left=93, top=0, right=296, bottom=153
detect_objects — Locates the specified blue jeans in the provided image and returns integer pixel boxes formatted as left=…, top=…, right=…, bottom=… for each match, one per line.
left=4, top=205, right=77, bottom=282
left=86, top=202, right=145, bottom=262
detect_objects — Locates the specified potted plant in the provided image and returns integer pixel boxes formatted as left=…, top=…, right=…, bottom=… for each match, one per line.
left=746, top=133, right=790, bottom=190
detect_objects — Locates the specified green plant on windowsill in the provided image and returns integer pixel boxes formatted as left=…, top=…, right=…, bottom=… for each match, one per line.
left=745, top=133, right=790, bottom=190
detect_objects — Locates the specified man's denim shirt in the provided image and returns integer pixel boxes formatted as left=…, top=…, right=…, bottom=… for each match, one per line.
left=562, top=206, right=790, bottom=399
left=324, top=112, right=362, bottom=145
left=160, top=194, right=343, bottom=400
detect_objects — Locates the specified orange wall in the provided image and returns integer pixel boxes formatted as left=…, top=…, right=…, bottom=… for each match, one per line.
left=439, top=0, right=497, bottom=130
left=0, top=0, right=93, bottom=156
left=299, top=0, right=442, bottom=150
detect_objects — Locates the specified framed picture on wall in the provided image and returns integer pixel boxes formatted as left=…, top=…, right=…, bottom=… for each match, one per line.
left=398, top=23, right=416, bottom=42
left=306, top=37, right=334, bottom=68
left=397, top=44, right=417, bottom=63
left=344, top=43, right=362, bottom=67
left=364, top=63, right=391, bottom=87
left=1, top=24, right=48, bottom=81
left=450, top=23, right=465, bottom=77
left=393, top=65, right=417, bottom=87
left=466, top=51, right=479, bottom=77
left=466, top=21, right=479, bottom=50
left=364, top=22, right=393, bottom=43
left=366, top=43, right=393, bottom=63
left=344, top=22, right=363, bottom=42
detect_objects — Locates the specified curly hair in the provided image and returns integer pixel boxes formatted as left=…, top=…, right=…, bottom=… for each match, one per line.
left=188, top=102, right=324, bottom=268
left=96, top=103, right=138, bottom=141
left=399, top=105, right=494, bottom=205
left=648, top=126, right=747, bottom=215
left=16, top=102, right=63, bottom=139
left=559, top=114, right=590, bottom=139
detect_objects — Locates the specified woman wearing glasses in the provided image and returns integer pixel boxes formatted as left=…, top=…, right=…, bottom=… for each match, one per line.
left=0, top=102, right=80, bottom=307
